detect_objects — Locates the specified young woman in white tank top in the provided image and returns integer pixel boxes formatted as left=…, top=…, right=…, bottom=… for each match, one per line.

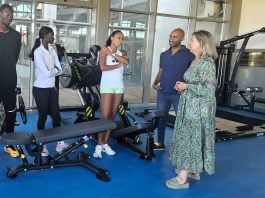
left=93, top=30, right=129, bottom=158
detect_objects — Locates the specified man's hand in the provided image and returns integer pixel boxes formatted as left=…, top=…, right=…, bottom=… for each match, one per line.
left=152, top=84, right=161, bottom=91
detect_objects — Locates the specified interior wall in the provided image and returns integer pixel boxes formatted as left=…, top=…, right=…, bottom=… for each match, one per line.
left=238, top=0, right=265, bottom=49
left=228, top=0, right=242, bottom=38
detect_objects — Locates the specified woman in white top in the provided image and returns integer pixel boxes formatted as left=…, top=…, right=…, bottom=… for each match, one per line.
left=93, top=30, right=129, bottom=158
left=29, top=26, right=68, bottom=157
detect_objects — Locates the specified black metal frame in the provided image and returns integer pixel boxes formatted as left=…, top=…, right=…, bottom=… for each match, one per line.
left=114, top=123, right=155, bottom=160
left=7, top=136, right=110, bottom=181
left=217, top=27, right=265, bottom=107
left=0, top=119, right=116, bottom=181
left=112, top=109, right=165, bottom=160
left=215, top=129, right=265, bottom=142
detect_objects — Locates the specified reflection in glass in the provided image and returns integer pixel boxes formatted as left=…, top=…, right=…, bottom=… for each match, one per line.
left=196, top=0, right=224, bottom=19
left=110, top=11, right=147, bottom=29
left=56, top=5, right=91, bottom=23
left=157, top=0, right=191, bottom=16
left=111, top=0, right=150, bottom=12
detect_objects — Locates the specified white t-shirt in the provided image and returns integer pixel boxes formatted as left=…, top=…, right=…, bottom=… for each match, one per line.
left=100, top=49, right=124, bottom=89
left=33, top=44, right=62, bottom=88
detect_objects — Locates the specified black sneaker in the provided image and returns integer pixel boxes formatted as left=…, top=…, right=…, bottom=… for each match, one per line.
left=153, top=142, right=165, bottom=150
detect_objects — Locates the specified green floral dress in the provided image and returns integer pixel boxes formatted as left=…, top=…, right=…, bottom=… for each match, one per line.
left=169, top=57, right=216, bottom=175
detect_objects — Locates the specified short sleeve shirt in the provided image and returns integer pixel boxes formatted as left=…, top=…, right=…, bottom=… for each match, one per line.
left=159, top=46, right=194, bottom=95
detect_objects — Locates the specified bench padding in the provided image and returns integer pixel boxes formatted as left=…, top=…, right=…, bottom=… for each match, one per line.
left=0, top=119, right=116, bottom=145
left=0, top=133, right=32, bottom=145
left=111, top=123, right=152, bottom=138
left=34, top=119, right=116, bottom=144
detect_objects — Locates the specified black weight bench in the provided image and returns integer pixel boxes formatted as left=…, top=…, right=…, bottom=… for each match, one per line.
left=0, top=119, right=116, bottom=182
left=111, top=111, right=165, bottom=160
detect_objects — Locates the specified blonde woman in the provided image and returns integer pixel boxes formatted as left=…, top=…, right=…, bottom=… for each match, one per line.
left=166, top=30, right=218, bottom=189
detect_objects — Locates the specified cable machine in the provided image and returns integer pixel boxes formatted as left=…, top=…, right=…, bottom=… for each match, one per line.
left=216, top=27, right=265, bottom=107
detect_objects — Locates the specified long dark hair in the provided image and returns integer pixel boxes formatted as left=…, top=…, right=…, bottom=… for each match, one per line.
left=105, top=30, right=123, bottom=47
left=29, top=26, right=54, bottom=60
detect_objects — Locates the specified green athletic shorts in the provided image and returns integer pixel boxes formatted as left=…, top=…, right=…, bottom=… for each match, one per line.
left=100, top=87, right=124, bottom=94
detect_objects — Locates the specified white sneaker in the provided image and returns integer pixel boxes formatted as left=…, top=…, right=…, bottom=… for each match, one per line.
left=93, top=145, right=103, bottom=158
left=41, top=145, right=49, bottom=157
left=102, top=144, right=116, bottom=155
left=56, top=141, right=69, bottom=153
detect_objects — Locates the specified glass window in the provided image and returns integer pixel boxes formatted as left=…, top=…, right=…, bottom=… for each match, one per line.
left=8, top=1, right=93, bottom=108
left=10, top=21, right=32, bottom=106
left=196, top=0, right=224, bottom=19
left=7, top=1, right=31, bottom=18
left=55, top=25, right=90, bottom=53
left=109, top=11, right=148, bottom=104
left=150, top=16, right=189, bottom=103
left=122, top=29, right=147, bottom=104
left=157, top=0, right=191, bottom=16
left=195, top=21, right=223, bottom=44
left=110, top=11, right=148, bottom=29
left=56, top=5, right=91, bottom=23
left=111, top=0, right=150, bottom=12
left=36, top=4, right=92, bottom=53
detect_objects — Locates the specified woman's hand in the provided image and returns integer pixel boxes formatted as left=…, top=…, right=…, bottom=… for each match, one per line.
left=174, top=81, right=188, bottom=92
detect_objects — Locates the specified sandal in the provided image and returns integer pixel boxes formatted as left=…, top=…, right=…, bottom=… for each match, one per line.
left=175, top=169, right=201, bottom=180
left=165, top=177, right=189, bottom=190
left=188, top=173, right=200, bottom=181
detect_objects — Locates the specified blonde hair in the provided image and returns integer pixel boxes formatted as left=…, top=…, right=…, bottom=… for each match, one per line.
left=192, top=30, right=218, bottom=59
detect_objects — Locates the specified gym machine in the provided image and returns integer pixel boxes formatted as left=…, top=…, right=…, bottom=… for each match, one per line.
left=216, top=27, right=265, bottom=109
left=60, top=45, right=102, bottom=122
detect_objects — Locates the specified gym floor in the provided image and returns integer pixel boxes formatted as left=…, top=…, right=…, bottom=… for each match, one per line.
left=0, top=108, right=265, bottom=198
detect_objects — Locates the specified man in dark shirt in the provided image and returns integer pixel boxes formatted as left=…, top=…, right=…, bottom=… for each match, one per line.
left=0, top=4, right=21, bottom=157
left=152, top=28, right=194, bottom=150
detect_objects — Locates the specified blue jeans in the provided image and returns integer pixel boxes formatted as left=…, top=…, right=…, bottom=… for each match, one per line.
left=157, top=91, right=180, bottom=145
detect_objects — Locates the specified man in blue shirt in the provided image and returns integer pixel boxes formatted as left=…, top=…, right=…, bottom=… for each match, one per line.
left=152, top=28, right=194, bottom=150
